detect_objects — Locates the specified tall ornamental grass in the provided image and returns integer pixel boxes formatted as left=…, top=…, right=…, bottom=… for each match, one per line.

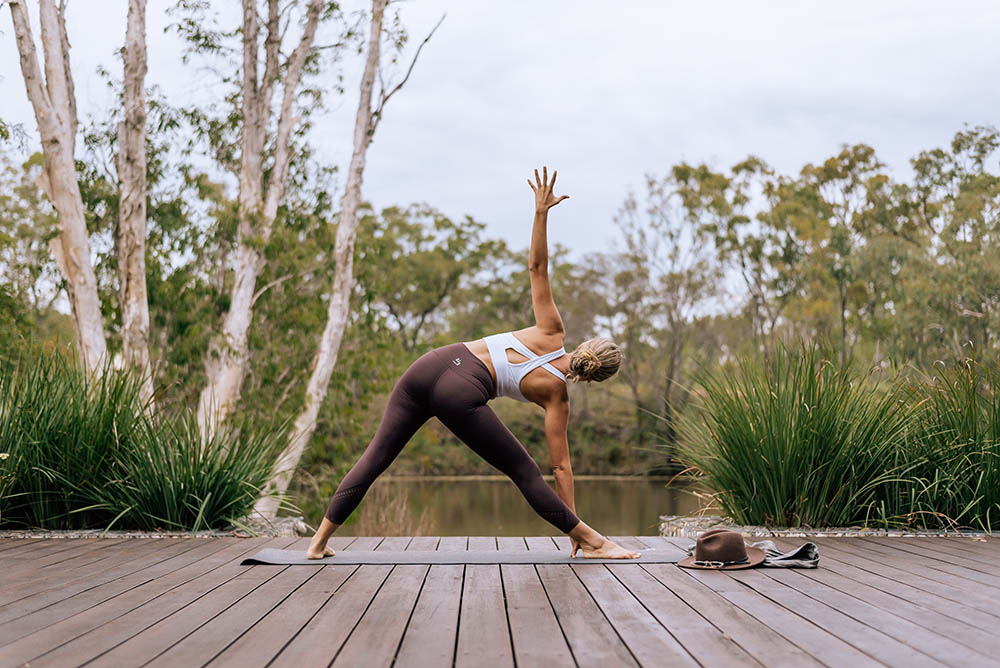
left=678, top=343, right=915, bottom=527
left=0, top=348, right=286, bottom=531
left=892, top=354, right=1000, bottom=531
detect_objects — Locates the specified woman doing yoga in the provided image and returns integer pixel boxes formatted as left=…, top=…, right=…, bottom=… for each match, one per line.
left=307, top=167, right=640, bottom=560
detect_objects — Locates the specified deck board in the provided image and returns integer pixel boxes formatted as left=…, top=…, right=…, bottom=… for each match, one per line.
left=2, top=534, right=997, bottom=667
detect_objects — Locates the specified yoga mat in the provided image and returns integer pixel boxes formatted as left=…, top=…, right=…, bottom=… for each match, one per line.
left=240, top=547, right=683, bottom=565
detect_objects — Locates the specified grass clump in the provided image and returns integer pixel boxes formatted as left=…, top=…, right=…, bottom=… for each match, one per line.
left=0, top=347, right=285, bottom=531
left=678, top=342, right=915, bottom=528
left=893, top=354, right=1000, bottom=531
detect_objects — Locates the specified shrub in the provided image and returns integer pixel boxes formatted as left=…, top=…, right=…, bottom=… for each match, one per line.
left=891, top=354, right=1000, bottom=531
left=0, top=347, right=285, bottom=531
left=678, top=342, right=915, bottom=527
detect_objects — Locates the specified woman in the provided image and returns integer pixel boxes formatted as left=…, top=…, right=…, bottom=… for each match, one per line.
left=307, top=167, right=640, bottom=560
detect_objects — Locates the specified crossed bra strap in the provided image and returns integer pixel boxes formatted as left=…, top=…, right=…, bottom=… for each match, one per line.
left=484, top=331, right=566, bottom=402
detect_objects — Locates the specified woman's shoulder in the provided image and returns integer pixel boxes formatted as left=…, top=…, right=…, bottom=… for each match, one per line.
left=513, top=325, right=566, bottom=352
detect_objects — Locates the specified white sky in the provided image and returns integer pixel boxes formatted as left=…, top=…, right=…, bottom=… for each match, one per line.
left=2, top=1, right=1000, bottom=257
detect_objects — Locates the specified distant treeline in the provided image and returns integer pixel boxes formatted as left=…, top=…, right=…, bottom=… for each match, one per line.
left=2, top=124, right=999, bottom=496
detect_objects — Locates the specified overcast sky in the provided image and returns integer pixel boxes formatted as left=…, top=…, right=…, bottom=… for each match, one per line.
left=3, top=1, right=999, bottom=257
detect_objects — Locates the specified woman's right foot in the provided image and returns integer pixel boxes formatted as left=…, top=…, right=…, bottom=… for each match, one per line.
left=306, top=544, right=335, bottom=559
left=579, top=537, right=641, bottom=559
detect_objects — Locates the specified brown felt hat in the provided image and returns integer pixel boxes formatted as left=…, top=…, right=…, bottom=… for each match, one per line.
left=677, top=529, right=765, bottom=570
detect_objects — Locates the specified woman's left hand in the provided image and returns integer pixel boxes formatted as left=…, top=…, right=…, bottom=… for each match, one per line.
left=528, top=166, right=569, bottom=213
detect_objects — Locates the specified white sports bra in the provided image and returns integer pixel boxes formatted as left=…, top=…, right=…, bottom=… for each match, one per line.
left=483, top=331, right=567, bottom=402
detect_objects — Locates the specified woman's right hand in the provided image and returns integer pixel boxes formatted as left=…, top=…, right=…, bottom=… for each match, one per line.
left=528, top=166, right=569, bottom=213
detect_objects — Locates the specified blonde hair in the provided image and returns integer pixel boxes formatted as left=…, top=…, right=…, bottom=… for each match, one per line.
left=567, top=337, right=623, bottom=383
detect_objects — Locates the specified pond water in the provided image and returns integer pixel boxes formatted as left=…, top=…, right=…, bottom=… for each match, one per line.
left=308, top=477, right=703, bottom=536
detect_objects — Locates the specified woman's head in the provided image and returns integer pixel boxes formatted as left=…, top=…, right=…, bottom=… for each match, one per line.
left=567, top=337, right=623, bottom=383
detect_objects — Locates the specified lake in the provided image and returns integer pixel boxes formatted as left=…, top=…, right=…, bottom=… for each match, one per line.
left=309, top=476, right=703, bottom=536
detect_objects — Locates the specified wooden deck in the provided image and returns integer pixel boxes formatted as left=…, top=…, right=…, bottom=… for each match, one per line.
left=1, top=535, right=998, bottom=667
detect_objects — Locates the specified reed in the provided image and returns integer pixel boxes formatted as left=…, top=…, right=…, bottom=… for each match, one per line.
left=0, top=347, right=284, bottom=531
left=677, top=342, right=916, bottom=528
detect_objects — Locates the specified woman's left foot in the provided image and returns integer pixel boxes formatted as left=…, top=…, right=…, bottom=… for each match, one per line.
left=579, top=537, right=641, bottom=559
left=306, top=544, right=335, bottom=559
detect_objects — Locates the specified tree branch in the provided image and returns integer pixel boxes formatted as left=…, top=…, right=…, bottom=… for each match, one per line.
left=7, top=1, right=54, bottom=123
left=369, top=12, right=444, bottom=134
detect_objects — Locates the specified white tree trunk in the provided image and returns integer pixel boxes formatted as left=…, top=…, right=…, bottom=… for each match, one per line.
left=254, top=0, right=387, bottom=520
left=8, top=0, right=108, bottom=372
left=197, top=0, right=324, bottom=438
left=118, top=0, right=153, bottom=403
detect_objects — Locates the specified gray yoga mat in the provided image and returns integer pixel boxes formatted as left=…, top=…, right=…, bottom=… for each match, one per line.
left=240, top=547, right=683, bottom=565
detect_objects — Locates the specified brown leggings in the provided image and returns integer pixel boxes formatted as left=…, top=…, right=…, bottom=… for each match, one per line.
left=323, top=343, right=581, bottom=533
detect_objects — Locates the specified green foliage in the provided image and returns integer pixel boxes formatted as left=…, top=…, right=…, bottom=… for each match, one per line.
left=0, top=348, right=285, bottom=531
left=894, top=354, right=1000, bottom=531
left=679, top=342, right=1000, bottom=530
left=678, top=342, right=914, bottom=527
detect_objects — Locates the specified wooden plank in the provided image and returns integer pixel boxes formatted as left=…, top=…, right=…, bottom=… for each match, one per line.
left=535, top=564, right=638, bottom=667
left=727, top=568, right=948, bottom=667
left=639, top=563, right=821, bottom=667
left=271, top=564, right=392, bottom=665
left=1, top=538, right=117, bottom=574
left=394, top=565, right=462, bottom=668
left=345, top=536, right=384, bottom=551
left=437, top=536, right=468, bottom=551
left=455, top=564, right=513, bottom=668
left=84, top=538, right=303, bottom=668
left=208, top=563, right=357, bottom=666
left=776, top=539, right=1000, bottom=639
left=806, top=538, right=1000, bottom=617
left=2, top=539, right=134, bottom=580
left=572, top=564, right=698, bottom=667
left=144, top=563, right=321, bottom=667
left=500, top=564, right=574, bottom=667
left=627, top=534, right=689, bottom=561
left=525, top=536, right=559, bottom=551
left=909, top=537, right=999, bottom=560
left=333, top=565, right=428, bottom=666
left=858, top=538, right=1000, bottom=580
left=609, top=564, right=760, bottom=666
left=25, top=537, right=300, bottom=668
left=497, top=536, right=527, bottom=552
left=0, top=538, right=171, bottom=605
left=377, top=536, right=411, bottom=551
left=0, top=538, right=83, bottom=560
left=407, top=536, right=439, bottom=551
left=0, top=538, right=211, bottom=630
left=820, top=537, right=1000, bottom=598
left=467, top=536, right=497, bottom=551
left=680, top=567, right=881, bottom=667
left=866, top=536, right=997, bottom=563
left=0, top=538, right=46, bottom=554
left=752, top=559, right=999, bottom=664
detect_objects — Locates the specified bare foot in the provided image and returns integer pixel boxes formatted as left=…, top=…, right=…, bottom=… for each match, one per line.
left=579, top=537, right=641, bottom=560
left=306, top=544, right=335, bottom=559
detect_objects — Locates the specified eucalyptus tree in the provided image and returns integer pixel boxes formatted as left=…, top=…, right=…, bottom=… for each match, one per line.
left=613, top=173, right=724, bottom=447
left=169, top=0, right=336, bottom=436
left=7, top=0, right=108, bottom=371
left=800, top=144, right=887, bottom=368
left=118, top=0, right=153, bottom=402
left=363, top=205, right=496, bottom=352
left=254, top=0, right=443, bottom=519
left=909, top=126, right=1000, bottom=359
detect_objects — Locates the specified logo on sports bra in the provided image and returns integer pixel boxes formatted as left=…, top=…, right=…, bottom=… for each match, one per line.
left=453, top=358, right=462, bottom=366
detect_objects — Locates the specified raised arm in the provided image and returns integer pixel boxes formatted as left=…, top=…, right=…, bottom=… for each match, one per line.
left=527, top=167, right=570, bottom=334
